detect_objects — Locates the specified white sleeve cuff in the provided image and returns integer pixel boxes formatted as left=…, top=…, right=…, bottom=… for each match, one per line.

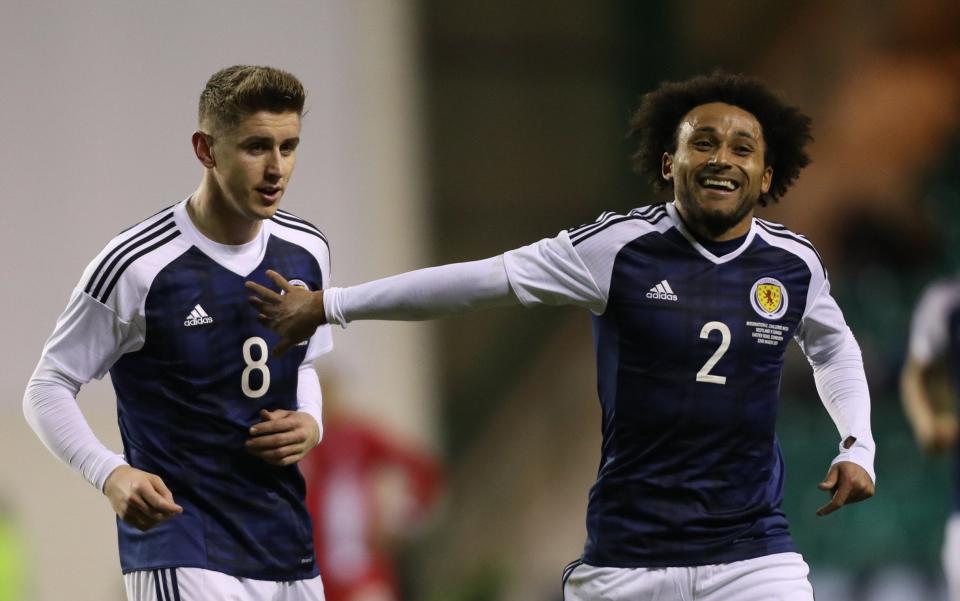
left=830, top=435, right=877, bottom=485
left=296, top=362, right=323, bottom=446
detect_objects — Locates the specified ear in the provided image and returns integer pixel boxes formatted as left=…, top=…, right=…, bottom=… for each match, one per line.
left=192, top=131, right=216, bottom=168
left=661, top=152, right=674, bottom=182
left=761, top=166, right=773, bottom=193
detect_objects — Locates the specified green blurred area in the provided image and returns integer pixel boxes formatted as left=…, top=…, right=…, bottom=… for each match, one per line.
left=781, top=139, right=960, bottom=573
left=779, top=395, right=951, bottom=574
left=0, top=517, right=26, bottom=601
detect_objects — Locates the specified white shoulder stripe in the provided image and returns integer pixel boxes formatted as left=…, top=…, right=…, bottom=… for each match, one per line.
left=571, top=204, right=668, bottom=246
left=755, top=221, right=826, bottom=278
left=573, top=208, right=674, bottom=300
left=83, top=209, right=178, bottom=296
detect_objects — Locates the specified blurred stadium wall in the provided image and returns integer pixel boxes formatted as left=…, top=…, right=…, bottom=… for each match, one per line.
left=1, top=2, right=432, bottom=599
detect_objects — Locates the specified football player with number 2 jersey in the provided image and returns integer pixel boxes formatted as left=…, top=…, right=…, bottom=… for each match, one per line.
left=24, top=66, right=332, bottom=600
left=247, top=72, right=876, bottom=600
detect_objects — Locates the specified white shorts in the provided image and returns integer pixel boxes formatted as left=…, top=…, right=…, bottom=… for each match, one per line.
left=563, top=552, right=813, bottom=601
left=944, top=514, right=960, bottom=601
left=124, top=568, right=325, bottom=601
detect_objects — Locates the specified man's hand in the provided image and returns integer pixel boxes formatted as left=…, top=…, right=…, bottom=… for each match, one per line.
left=245, top=270, right=326, bottom=356
left=246, top=409, right=321, bottom=466
left=103, top=465, right=183, bottom=531
left=917, top=413, right=958, bottom=455
left=816, top=461, right=875, bottom=517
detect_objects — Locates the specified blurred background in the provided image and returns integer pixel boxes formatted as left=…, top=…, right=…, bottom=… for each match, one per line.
left=2, top=0, right=960, bottom=599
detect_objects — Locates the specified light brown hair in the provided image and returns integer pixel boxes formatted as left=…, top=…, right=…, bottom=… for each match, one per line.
left=199, top=65, right=306, bottom=134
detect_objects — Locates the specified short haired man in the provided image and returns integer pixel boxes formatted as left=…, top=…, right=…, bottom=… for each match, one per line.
left=25, top=65, right=331, bottom=600
left=248, top=72, right=876, bottom=600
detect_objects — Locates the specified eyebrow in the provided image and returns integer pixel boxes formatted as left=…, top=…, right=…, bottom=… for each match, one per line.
left=239, top=135, right=300, bottom=145
left=692, top=126, right=759, bottom=142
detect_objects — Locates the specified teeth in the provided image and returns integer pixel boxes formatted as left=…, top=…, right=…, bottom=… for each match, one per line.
left=702, top=178, right=736, bottom=190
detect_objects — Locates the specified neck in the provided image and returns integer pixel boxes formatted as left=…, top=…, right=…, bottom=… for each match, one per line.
left=188, top=176, right=261, bottom=245
left=673, top=201, right=753, bottom=242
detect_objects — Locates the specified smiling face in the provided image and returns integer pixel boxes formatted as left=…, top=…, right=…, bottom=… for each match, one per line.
left=205, top=110, right=301, bottom=223
left=662, top=102, right=772, bottom=240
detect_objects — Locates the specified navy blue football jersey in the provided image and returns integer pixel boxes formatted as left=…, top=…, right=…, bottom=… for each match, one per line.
left=45, top=199, right=333, bottom=580
left=908, top=279, right=960, bottom=512
left=503, top=202, right=860, bottom=567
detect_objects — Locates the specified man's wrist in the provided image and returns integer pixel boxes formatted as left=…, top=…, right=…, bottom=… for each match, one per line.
left=311, top=290, right=327, bottom=326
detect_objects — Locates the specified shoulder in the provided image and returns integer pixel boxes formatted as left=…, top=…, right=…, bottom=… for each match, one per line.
left=914, top=277, right=960, bottom=318
left=918, top=277, right=960, bottom=300
left=753, top=217, right=827, bottom=279
left=267, top=209, right=329, bottom=251
left=567, top=204, right=672, bottom=249
left=80, top=204, right=189, bottom=310
left=265, top=209, right=331, bottom=280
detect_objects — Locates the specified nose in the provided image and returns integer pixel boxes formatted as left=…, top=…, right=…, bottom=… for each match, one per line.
left=265, top=147, right=283, bottom=180
left=708, top=145, right=732, bottom=167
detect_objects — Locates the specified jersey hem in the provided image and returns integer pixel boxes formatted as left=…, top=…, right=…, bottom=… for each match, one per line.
left=119, top=563, right=319, bottom=582
left=581, top=537, right=797, bottom=568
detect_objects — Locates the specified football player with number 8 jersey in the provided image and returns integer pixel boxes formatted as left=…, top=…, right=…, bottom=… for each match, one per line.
left=247, top=72, right=876, bottom=601
left=24, top=66, right=332, bottom=600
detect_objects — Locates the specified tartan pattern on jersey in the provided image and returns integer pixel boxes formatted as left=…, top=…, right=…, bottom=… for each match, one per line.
left=583, top=228, right=811, bottom=567
left=110, top=235, right=323, bottom=580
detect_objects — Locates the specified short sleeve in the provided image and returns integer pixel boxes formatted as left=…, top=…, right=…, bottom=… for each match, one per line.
left=502, top=230, right=606, bottom=313
left=40, top=289, right=146, bottom=383
left=908, top=282, right=957, bottom=365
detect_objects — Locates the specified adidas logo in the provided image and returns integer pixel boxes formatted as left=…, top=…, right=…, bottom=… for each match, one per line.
left=645, top=280, right=678, bottom=301
left=183, top=304, right=214, bottom=327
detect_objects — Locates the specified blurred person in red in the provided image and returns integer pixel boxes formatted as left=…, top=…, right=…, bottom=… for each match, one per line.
left=303, top=377, right=443, bottom=601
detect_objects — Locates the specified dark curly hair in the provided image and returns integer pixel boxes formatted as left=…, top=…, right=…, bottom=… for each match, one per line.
left=628, top=72, right=812, bottom=206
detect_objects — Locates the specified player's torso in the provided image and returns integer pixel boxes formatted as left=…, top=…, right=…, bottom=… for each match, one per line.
left=109, top=221, right=325, bottom=579
left=585, top=225, right=812, bottom=567
left=600, top=228, right=809, bottom=446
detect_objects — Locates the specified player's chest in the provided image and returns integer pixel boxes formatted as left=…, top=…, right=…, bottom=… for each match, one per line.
left=140, top=246, right=321, bottom=363
left=605, top=248, right=809, bottom=360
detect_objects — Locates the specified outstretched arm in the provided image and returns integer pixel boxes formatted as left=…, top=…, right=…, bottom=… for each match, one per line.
left=247, top=230, right=608, bottom=355
left=247, top=256, right=518, bottom=355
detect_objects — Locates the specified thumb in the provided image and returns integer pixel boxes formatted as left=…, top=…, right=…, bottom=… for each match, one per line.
left=818, top=465, right=839, bottom=491
left=259, top=408, right=283, bottom=421
left=148, top=475, right=183, bottom=513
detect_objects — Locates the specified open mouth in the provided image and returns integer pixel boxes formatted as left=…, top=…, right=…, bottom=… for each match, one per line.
left=697, top=176, right=740, bottom=192
left=256, top=186, right=282, bottom=201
